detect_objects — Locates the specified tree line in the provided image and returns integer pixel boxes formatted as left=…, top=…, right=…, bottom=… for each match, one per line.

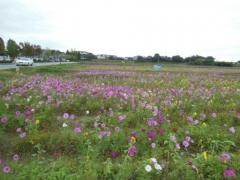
left=131, top=54, right=234, bottom=67
left=0, top=37, right=97, bottom=61
left=65, top=50, right=97, bottom=61
left=0, top=36, right=237, bottom=66
left=0, top=37, right=43, bottom=59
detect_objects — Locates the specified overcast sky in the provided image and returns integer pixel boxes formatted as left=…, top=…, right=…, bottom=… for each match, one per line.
left=0, top=0, right=240, bottom=61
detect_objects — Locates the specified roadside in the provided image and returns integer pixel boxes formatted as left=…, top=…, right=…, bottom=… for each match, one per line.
left=0, top=62, right=78, bottom=70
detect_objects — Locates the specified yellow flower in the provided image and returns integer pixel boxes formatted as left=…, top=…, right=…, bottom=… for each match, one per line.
left=84, top=132, right=89, bottom=136
left=35, top=120, right=40, bottom=125
left=202, top=122, right=207, bottom=127
left=203, top=151, right=208, bottom=160
left=130, top=136, right=136, bottom=143
left=5, top=103, right=9, bottom=109
left=193, top=112, right=197, bottom=117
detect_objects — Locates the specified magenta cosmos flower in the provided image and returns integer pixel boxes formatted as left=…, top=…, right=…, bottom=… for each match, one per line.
left=2, top=165, right=11, bottom=174
left=111, top=151, right=119, bottom=159
left=158, top=128, right=165, bottom=136
left=148, top=129, right=156, bottom=141
left=224, top=168, right=236, bottom=178
left=128, top=146, right=137, bottom=157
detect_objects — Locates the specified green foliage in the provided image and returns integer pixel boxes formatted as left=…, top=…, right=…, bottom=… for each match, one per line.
left=6, top=39, right=19, bottom=58
left=19, top=42, right=42, bottom=57
left=0, top=64, right=239, bottom=179
left=0, top=37, right=5, bottom=55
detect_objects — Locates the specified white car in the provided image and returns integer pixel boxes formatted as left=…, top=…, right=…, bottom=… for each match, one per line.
left=16, top=57, right=34, bottom=66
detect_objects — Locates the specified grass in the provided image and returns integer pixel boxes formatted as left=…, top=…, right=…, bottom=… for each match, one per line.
left=0, top=63, right=239, bottom=179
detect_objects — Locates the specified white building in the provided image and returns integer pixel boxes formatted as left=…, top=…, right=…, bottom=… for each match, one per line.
left=96, top=54, right=110, bottom=60
left=0, top=56, right=11, bottom=62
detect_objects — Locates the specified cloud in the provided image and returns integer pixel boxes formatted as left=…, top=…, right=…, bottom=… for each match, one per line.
left=0, top=0, right=240, bottom=61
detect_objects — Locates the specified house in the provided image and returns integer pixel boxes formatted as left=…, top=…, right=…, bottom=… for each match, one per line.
left=96, top=54, right=110, bottom=60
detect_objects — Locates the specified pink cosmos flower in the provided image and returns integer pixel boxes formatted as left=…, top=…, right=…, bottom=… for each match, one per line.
left=176, top=143, right=181, bottom=150
left=147, top=118, right=158, bottom=127
left=182, top=140, right=190, bottom=148
left=13, top=154, right=20, bottom=161
left=219, top=153, right=231, bottom=163
left=212, top=113, right=217, bottom=118
left=16, top=127, right=22, bottom=133
left=229, top=127, right=236, bottom=134
left=158, top=128, right=165, bottom=136
left=111, top=151, right=119, bottom=159
left=107, top=90, right=114, bottom=97
left=0, top=116, right=8, bottom=124
left=115, top=126, right=121, bottom=132
left=109, top=108, right=114, bottom=117
left=63, top=113, right=69, bottom=119
left=170, top=134, right=177, bottom=143
left=47, top=95, right=52, bottom=102
left=118, top=114, right=126, bottom=122
left=185, top=136, right=191, bottom=142
left=152, top=107, right=159, bottom=116
left=55, top=101, right=61, bottom=108
left=2, top=166, right=11, bottom=174
left=237, top=112, right=240, bottom=119
left=100, top=123, right=106, bottom=128
left=224, top=168, right=236, bottom=178
left=158, top=113, right=165, bottom=124
left=69, top=114, right=75, bottom=120
left=74, top=127, right=81, bottom=133
left=128, top=146, right=137, bottom=156
left=200, top=113, right=206, bottom=120
left=99, top=131, right=109, bottom=139
left=187, top=116, right=194, bottom=124
left=19, top=132, right=27, bottom=138
left=15, top=111, right=21, bottom=117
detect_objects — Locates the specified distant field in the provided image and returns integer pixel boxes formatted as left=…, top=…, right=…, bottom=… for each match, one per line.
left=0, top=63, right=239, bottom=179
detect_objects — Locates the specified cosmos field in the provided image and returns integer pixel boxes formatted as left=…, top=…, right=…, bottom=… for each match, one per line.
left=0, top=63, right=239, bottom=179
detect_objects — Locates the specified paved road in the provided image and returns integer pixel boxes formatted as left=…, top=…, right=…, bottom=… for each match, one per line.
left=0, top=62, right=77, bottom=70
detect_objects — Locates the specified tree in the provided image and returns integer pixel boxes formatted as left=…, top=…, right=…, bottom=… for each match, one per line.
left=19, top=42, right=33, bottom=57
left=34, top=45, right=42, bottom=56
left=7, top=39, right=19, bottom=59
left=172, top=55, right=184, bottom=63
left=0, top=37, right=5, bottom=55
left=19, top=42, right=42, bottom=57
left=153, top=53, right=160, bottom=62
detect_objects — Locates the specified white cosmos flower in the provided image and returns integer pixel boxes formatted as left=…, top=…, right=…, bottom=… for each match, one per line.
left=150, top=158, right=157, bottom=164
left=62, top=123, right=68, bottom=127
left=86, top=110, right=90, bottom=115
left=145, top=165, right=152, bottom=172
left=151, top=143, right=156, bottom=149
left=154, top=163, right=162, bottom=171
